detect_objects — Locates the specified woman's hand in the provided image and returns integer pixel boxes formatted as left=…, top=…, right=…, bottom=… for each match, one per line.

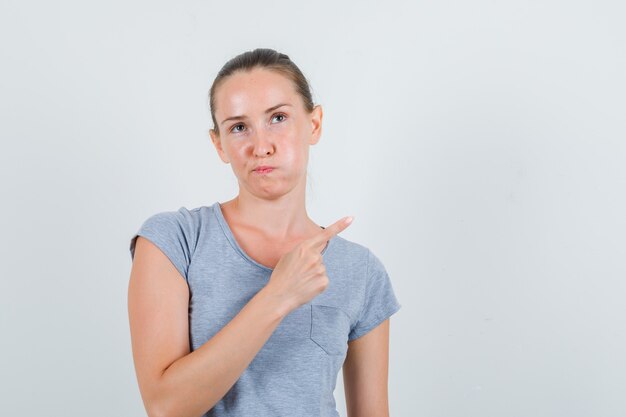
left=264, top=216, right=354, bottom=314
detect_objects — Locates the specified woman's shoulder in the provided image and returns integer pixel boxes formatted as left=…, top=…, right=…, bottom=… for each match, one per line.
left=330, top=234, right=391, bottom=276
left=327, top=234, right=371, bottom=263
left=331, top=233, right=365, bottom=250
left=139, top=205, right=207, bottom=228
left=130, top=204, right=213, bottom=252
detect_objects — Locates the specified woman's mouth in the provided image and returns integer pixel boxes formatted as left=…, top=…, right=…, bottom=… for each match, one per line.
left=253, top=167, right=275, bottom=174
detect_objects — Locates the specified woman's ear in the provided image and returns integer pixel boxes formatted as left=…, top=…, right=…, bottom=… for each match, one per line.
left=209, top=129, right=230, bottom=164
left=309, top=104, right=323, bottom=145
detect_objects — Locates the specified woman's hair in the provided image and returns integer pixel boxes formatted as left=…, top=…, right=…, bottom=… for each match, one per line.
left=208, top=48, right=315, bottom=136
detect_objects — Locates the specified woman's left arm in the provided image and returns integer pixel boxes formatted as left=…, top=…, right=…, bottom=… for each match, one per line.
left=342, top=318, right=392, bottom=417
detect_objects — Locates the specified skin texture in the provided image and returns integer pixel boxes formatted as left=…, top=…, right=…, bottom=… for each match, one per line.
left=343, top=320, right=392, bottom=417
left=128, top=66, right=392, bottom=417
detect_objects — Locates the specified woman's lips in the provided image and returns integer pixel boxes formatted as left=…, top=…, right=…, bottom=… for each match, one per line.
left=253, top=167, right=275, bottom=174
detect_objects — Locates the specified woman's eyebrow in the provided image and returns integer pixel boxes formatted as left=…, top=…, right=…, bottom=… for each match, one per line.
left=220, top=103, right=292, bottom=126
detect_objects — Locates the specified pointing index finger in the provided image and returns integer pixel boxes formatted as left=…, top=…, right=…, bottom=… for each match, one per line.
left=310, top=216, right=354, bottom=250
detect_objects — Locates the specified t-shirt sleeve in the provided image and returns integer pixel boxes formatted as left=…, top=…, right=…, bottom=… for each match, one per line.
left=129, top=207, right=197, bottom=282
left=348, top=248, right=402, bottom=341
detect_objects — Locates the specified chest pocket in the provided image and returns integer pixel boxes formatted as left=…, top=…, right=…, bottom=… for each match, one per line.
left=309, top=304, right=351, bottom=355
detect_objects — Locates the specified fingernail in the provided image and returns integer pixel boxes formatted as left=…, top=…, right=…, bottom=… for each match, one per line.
left=345, top=216, right=354, bottom=224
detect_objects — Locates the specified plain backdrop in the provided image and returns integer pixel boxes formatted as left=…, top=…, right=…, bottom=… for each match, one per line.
left=1, top=0, right=625, bottom=416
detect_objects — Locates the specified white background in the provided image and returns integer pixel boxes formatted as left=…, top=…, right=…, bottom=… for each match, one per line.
left=1, top=1, right=625, bottom=416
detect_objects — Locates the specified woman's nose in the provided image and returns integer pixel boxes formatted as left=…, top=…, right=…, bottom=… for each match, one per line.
left=252, top=129, right=274, bottom=156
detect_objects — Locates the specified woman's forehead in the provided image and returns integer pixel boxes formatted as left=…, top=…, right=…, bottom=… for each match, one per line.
left=216, top=69, right=299, bottom=117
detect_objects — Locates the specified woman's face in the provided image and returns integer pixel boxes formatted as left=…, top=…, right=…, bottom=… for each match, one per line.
left=209, top=67, right=323, bottom=200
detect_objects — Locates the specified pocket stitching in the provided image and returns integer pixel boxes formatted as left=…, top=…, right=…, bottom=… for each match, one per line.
left=309, top=304, right=350, bottom=355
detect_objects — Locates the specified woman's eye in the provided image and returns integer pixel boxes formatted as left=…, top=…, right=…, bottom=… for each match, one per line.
left=272, top=113, right=286, bottom=123
left=230, top=114, right=285, bottom=134
left=230, top=124, right=244, bottom=133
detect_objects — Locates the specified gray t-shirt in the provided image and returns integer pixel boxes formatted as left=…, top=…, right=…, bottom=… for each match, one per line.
left=129, top=201, right=402, bottom=417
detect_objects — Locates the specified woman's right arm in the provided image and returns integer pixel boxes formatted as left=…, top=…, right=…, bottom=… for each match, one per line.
left=127, top=236, right=290, bottom=417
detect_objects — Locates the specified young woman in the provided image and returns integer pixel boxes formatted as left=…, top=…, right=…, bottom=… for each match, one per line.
left=128, top=48, right=402, bottom=417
